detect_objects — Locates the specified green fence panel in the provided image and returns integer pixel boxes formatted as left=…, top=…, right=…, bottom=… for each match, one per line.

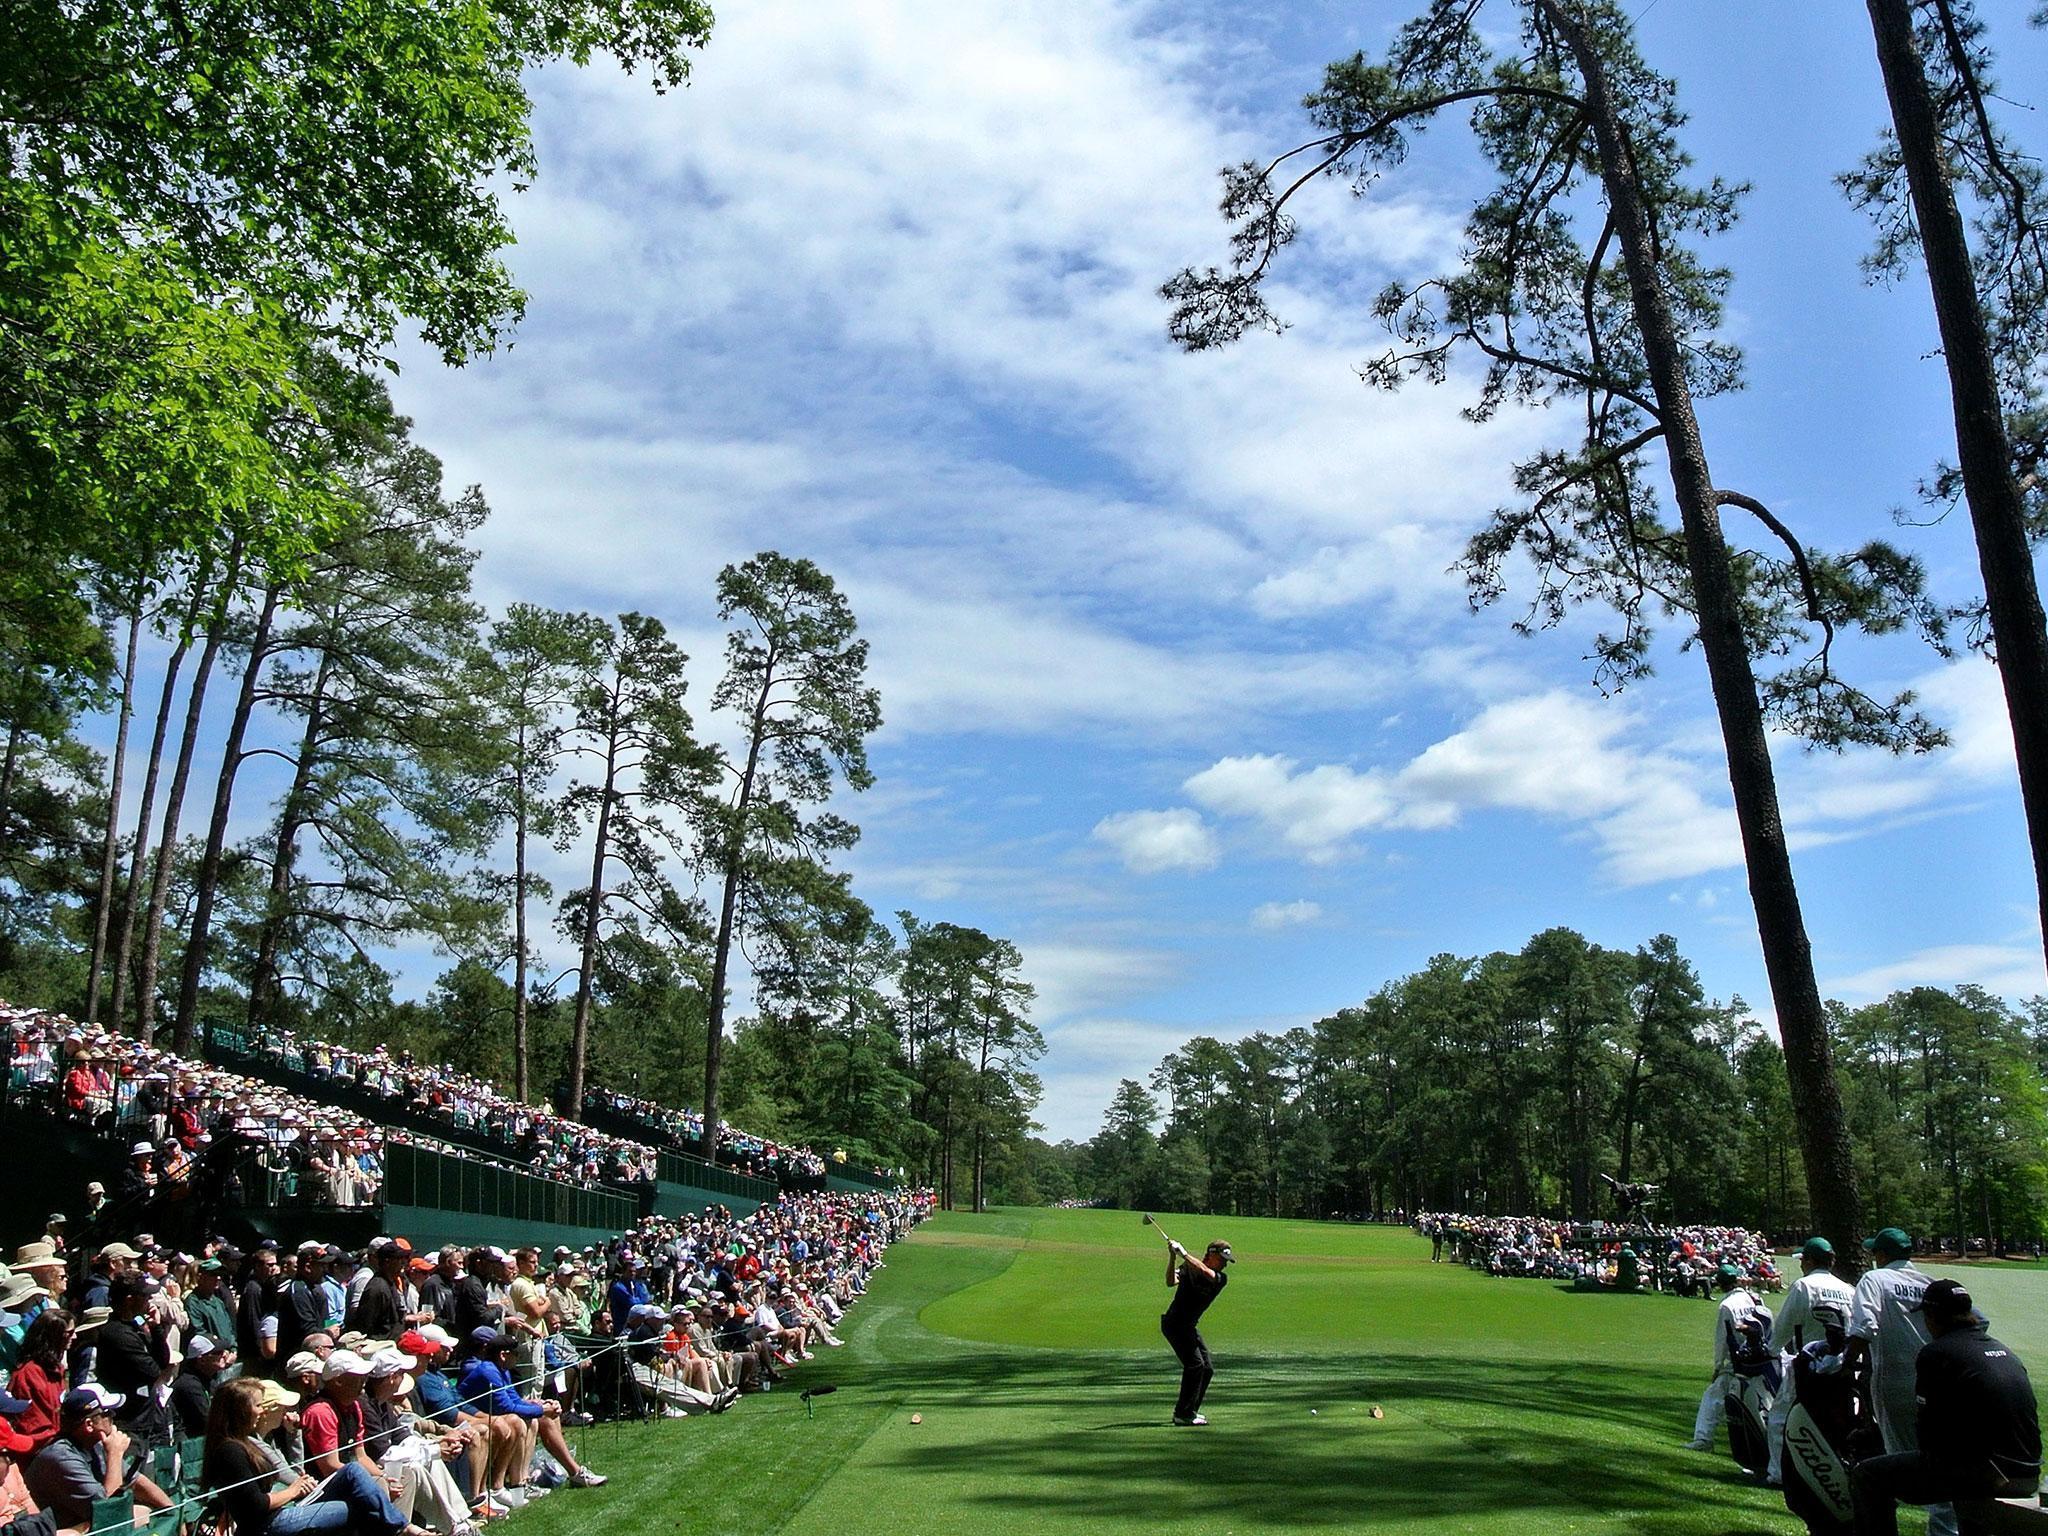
left=653, top=1180, right=762, bottom=1220
left=655, top=1148, right=776, bottom=1203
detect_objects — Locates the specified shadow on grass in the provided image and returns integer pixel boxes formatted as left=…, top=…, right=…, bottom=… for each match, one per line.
left=839, top=1347, right=1786, bottom=1534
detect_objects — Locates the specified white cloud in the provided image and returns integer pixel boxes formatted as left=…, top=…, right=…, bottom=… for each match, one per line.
left=1824, top=944, right=2047, bottom=1005
left=1092, top=808, right=1220, bottom=875
left=1184, top=754, right=1399, bottom=862
left=1250, top=899, right=1322, bottom=930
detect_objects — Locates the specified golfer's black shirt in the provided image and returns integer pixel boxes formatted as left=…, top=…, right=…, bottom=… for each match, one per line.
left=1165, top=1262, right=1226, bottom=1327
left=1916, top=1325, right=2041, bottom=1487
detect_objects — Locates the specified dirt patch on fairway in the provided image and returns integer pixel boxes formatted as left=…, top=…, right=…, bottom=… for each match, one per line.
left=908, top=1228, right=1409, bottom=1267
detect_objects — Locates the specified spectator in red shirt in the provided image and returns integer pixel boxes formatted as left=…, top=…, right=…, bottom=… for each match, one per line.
left=8, top=1310, right=74, bottom=1451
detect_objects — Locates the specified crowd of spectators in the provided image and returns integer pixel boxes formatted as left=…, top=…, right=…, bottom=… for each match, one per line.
left=236, top=1030, right=659, bottom=1192
left=579, top=1087, right=826, bottom=1182
left=1415, top=1212, right=1783, bottom=1294
left=0, top=1178, right=927, bottom=1536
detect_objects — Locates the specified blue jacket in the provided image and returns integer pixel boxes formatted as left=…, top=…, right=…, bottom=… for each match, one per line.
left=607, top=1278, right=649, bottom=1335
left=458, top=1357, right=543, bottom=1420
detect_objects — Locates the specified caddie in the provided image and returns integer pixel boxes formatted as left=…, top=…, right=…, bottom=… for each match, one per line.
left=1683, top=1263, right=1767, bottom=1451
left=1846, top=1228, right=1954, bottom=1536
left=1765, top=1236, right=1854, bottom=1487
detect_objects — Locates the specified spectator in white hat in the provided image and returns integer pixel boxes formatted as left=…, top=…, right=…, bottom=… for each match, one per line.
left=172, top=1334, right=234, bottom=1437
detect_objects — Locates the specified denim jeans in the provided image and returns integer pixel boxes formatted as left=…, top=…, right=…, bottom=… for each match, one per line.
left=269, top=1463, right=408, bottom=1536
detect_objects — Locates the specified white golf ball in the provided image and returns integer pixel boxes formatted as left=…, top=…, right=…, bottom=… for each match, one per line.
left=1310, top=1409, right=1318, bottom=1416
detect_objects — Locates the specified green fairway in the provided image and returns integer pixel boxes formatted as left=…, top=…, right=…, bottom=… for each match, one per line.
left=511, top=1209, right=2047, bottom=1536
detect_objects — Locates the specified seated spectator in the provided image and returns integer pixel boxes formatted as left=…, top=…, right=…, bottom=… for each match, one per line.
left=172, top=1335, right=235, bottom=1439
left=455, top=1332, right=605, bottom=1497
left=359, top=1350, right=475, bottom=1536
left=93, top=1278, right=171, bottom=1452
left=9, top=1310, right=74, bottom=1452
left=0, top=1414, right=63, bottom=1534
left=184, top=1258, right=240, bottom=1380
left=392, top=1332, right=497, bottom=1524
left=26, top=1386, right=173, bottom=1529
left=203, top=1376, right=428, bottom=1536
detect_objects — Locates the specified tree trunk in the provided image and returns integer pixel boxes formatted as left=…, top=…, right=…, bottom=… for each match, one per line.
left=701, top=672, right=772, bottom=1161
left=172, top=583, right=280, bottom=1051
left=109, top=577, right=206, bottom=1033
left=86, top=604, right=143, bottom=1023
left=1546, top=0, right=1865, bottom=1266
left=137, top=575, right=240, bottom=1043
left=0, top=720, right=22, bottom=838
left=246, top=650, right=333, bottom=1026
left=1863, top=0, right=2048, bottom=975
left=566, top=678, right=623, bottom=1120
left=512, top=720, right=532, bottom=1103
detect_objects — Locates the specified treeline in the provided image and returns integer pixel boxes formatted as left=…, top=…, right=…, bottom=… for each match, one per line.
left=0, top=0, right=1041, bottom=1199
left=1049, top=929, right=2048, bottom=1244
left=0, top=373, right=1043, bottom=1196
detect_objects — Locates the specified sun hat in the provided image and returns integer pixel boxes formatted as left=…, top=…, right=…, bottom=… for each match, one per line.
left=72, top=1306, right=112, bottom=1333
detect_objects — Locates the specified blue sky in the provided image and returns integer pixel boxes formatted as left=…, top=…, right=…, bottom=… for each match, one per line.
left=354, top=0, right=2048, bottom=1139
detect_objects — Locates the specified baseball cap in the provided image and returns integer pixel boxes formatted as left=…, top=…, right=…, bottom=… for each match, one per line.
left=61, top=1384, right=124, bottom=1416
left=417, top=1324, right=457, bottom=1351
left=322, top=1350, right=372, bottom=1381
left=255, top=1380, right=301, bottom=1411
left=284, top=1351, right=324, bottom=1378
left=1799, top=1236, right=1834, bottom=1261
left=184, top=1335, right=227, bottom=1360
left=98, top=1242, right=142, bottom=1261
left=368, top=1348, right=417, bottom=1376
left=1910, top=1277, right=1975, bottom=1318
left=0, top=1419, right=32, bottom=1454
left=1864, top=1227, right=1912, bottom=1255
left=1716, top=1262, right=1741, bottom=1280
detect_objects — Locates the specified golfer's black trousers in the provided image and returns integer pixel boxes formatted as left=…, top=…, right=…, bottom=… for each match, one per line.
left=1161, top=1314, right=1212, bottom=1420
left=1850, top=1450, right=2014, bottom=1536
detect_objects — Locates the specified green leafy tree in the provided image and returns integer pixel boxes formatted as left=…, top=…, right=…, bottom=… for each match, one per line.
left=691, top=553, right=881, bottom=1161
left=1160, top=0, right=1953, bottom=1263
left=469, top=604, right=606, bottom=1099
left=557, top=612, right=710, bottom=1118
left=1, top=0, right=715, bottom=688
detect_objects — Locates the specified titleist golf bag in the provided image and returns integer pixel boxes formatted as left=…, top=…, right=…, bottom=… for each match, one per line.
left=1724, top=1295, right=1780, bottom=1476
left=1781, top=1303, right=1858, bottom=1536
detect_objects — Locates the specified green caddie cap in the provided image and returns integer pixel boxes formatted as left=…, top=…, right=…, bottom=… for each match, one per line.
left=1863, top=1227, right=1911, bottom=1255
left=1799, top=1236, right=1833, bottom=1261
left=1715, top=1262, right=1740, bottom=1280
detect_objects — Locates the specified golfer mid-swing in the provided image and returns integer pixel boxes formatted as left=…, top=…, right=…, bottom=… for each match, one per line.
left=1162, top=1238, right=1232, bottom=1426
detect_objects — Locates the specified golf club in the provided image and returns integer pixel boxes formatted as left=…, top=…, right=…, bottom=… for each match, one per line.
left=1141, top=1212, right=1180, bottom=1251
